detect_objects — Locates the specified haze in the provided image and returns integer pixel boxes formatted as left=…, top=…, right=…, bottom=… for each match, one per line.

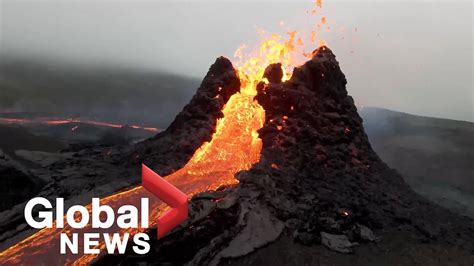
left=1, top=0, right=472, bottom=123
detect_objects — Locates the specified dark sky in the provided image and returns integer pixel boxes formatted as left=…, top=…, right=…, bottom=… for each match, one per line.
left=1, top=0, right=472, bottom=122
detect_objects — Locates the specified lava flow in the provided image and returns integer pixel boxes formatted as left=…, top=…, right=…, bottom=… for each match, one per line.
left=0, top=2, right=328, bottom=265
left=0, top=117, right=160, bottom=133
left=0, top=64, right=265, bottom=266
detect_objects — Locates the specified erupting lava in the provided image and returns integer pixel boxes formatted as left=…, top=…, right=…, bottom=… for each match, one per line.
left=0, top=1, right=328, bottom=265
left=0, top=117, right=159, bottom=133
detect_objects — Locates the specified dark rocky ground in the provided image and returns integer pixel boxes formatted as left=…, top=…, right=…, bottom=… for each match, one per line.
left=130, top=56, right=241, bottom=175
left=0, top=56, right=243, bottom=251
left=97, top=47, right=473, bottom=265
left=0, top=47, right=473, bottom=265
left=0, top=122, right=156, bottom=247
left=361, top=107, right=474, bottom=219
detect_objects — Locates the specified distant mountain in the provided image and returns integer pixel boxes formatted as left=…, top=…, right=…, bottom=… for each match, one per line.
left=0, top=57, right=200, bottom=127
left=360, top=107, right=474, bottom=218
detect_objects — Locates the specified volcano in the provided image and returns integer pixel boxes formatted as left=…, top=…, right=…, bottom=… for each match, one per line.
left=1, top=46, right=473, bottom=265
left=98, top=46, right=473, bottom=264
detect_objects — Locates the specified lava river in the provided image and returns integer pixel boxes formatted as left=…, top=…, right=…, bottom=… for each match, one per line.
left=0, top=117, right=159, bottom=133
left=0, top=81, right=265, bottom=265
left=0, top=1, right=327, bottom=262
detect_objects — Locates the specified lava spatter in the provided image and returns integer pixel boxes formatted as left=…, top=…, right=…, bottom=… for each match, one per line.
left=0, top=1, right=329, bottom=264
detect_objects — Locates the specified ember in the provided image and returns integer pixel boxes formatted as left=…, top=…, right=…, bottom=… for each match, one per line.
left=0, top=1, right=330, bottom=265
left=339, top=209, right=351, bottom=218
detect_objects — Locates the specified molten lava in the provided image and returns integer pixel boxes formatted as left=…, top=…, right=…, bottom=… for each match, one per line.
left=0, top=73, right=265, bottom=266
left=0, top=1, right=329, bottom=265
left=0, top=117, right=159, bottom=133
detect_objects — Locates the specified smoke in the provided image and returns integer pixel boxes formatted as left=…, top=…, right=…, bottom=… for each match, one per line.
left=0, top=57, right=200, bottom=127
left=0, top=0, right=472, bottom=123
left=360, top=106, right=474, bottom=218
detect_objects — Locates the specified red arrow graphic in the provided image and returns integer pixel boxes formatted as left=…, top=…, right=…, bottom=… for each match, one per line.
left=141, top=164, right=188, bottom=239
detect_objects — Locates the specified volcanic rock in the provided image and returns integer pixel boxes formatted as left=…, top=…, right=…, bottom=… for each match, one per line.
left=320, top=232, right=357, bottom=253
left=250, top=47, right=473, bottom=243
left=131, top=57, right=240, bottom=176
left=96, top=46, right=474, bottom=265
left=0, top=56, right=243, bottom=253
left=263, top=63, right=284, bottom=84
left=357, top=224, right=377, bottom=242
left=213, top=203, right=284, bottom=261
left=217, top=46, right=471, bottom=262
left=14, top=150, right=72, bottom=168
left=0, top=150, right=44, bottom=212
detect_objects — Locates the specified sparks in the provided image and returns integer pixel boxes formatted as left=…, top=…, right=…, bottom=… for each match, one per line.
left=0, top=1, right=332, bottom=264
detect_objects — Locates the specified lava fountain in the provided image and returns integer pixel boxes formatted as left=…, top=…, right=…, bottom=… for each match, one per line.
left=0, top=1, right=328, bottom=265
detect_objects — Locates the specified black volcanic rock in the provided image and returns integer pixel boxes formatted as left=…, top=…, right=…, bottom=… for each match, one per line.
left=249, top=46, right=473, bottom=245
left=131, top=57, right=240, bottom=175
left=0, top=57, right=241, bottom=251
left=98, top=47, right=474, bottom=265
left=263, top=63, right=284, bottom=84
left=254, top=46, right=385, bottom=218
left=0, top=150, right=44, bottom=212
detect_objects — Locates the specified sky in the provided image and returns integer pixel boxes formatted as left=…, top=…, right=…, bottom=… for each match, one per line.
left=1, top=0, right=473, bottom=122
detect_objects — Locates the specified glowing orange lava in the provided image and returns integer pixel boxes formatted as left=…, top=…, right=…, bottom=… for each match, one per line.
left=0, top=71, right=265, bottom=266
left=0, top=1, right=328, bottom=265
left=0, top=117, right=159, bottom=133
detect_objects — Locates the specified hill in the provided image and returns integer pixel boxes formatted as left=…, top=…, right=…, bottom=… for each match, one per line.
left=361, top=107, right=474, bottom=218
left=0, top=57, right=200, bottom=127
